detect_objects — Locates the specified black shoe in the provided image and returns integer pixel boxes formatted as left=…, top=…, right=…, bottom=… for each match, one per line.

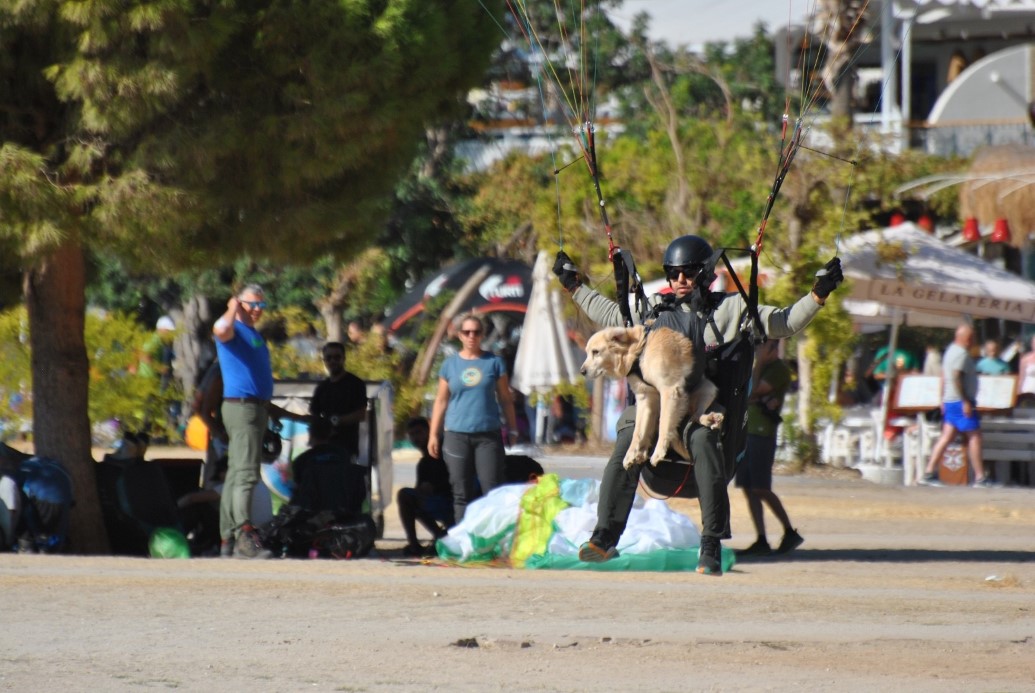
left=234, top=525, right=272, bottom=560
left=735, top=537, right=771, bottom=557
left=403, top=543, right=437, bottom=558
left=578, top=530, right=618, bottom=563
left=775, top=529, right=804, bottom=555
left=697, top=536, right=722, bottom=576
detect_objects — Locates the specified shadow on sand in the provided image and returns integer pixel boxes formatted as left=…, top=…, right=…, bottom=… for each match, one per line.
left=736, top=547, right=1034, bottom=564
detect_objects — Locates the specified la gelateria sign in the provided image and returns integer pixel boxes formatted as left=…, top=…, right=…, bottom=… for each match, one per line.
left=868, top=280, right=1035, bottom=322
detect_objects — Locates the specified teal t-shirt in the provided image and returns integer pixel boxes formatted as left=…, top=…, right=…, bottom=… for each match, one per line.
left=975, top=356, right=1009, bottom=375
left=439, top=352, right=507, bottom=434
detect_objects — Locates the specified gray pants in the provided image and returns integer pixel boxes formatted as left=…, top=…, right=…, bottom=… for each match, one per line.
left=441, top=430, right=504, bottom=522
left=595, top=406, right=731, bottom=546
left=219, top=401, right=268, bottom=541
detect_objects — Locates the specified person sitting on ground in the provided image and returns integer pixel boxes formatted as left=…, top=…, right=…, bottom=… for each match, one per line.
left=397, top=416, right=454, bottom=558
left=290, top=418, right=367, bottom=516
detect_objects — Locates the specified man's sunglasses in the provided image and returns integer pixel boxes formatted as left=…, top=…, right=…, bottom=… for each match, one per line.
left=664, top=265, right=702, bottom=282
left=459, top=329, right=483, bottom=337
left=240, top=300, right=267, bottom=309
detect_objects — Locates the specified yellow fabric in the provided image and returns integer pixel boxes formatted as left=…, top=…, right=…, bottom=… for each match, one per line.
left=509, top=473, right=568, bottom=568
left=184, top=414, right=209, bottom=451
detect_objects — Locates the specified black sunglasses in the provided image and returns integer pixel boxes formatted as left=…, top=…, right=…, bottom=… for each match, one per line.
left=459, top=329, right=483, bottom=337
left=664, top=265, right=702, bottom=282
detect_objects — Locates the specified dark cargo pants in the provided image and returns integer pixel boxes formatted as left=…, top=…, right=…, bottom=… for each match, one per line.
left=594, top=406, right=731, bottom=545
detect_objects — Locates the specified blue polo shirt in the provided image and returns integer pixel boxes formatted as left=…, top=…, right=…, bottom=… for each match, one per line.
left=216, top=320, right=273, bottom=399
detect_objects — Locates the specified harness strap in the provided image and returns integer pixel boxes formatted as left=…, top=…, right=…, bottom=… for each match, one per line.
left=612, top=248, right=633, bottom=328
left=720, top=249, right=766, bottom=341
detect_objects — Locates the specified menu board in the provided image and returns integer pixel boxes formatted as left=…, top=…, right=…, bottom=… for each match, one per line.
left=892, top=374, right=1018, bottom=411
left=975, top=375, right=1018, bottom=411
left=893, top=375, right=941, bottom=411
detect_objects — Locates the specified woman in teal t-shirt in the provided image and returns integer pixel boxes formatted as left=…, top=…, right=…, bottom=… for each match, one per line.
left=428, top=313, right=519, bottom=522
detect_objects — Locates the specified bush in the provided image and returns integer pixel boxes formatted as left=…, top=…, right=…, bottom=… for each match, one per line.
left=0, top=306, right=176, bottom=441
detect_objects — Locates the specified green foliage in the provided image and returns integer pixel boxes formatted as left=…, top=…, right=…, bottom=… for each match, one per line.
left=2, top=0, right=506, bottom=270
left=0, top=309, right=31, bottom=439
left=0, top=306, right=177, bottom=438
left=85, top=310, right=170, bottom=434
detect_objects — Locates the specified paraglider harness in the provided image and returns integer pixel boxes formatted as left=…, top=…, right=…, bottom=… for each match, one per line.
left=612, top=246, right=767, bottom=499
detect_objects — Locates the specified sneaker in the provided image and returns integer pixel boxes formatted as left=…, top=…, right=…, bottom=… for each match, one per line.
left=696, top=536, right=722, bottom=576
left=578, top=530, right=619, bottom=563
left=234, top=525, right=272, bottom=560
left=919, top=471, right=942, bottom=486
left=735, top=538, right=772, bottom=557
left=775, top=528, right=804, bottom=555
left=972, top=476, right=995, bottom=488
left=219, top=539, right=234, bottom=559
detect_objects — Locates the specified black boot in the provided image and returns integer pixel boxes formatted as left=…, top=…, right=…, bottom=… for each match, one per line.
left=697, top=535, right=722, bottom=576
left=578, top=528, right=619, bottom=563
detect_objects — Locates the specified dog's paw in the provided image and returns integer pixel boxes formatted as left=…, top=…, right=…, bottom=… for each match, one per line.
left=649, top=448, right=668, bottom=467
left=699, top=412, right=724, bottom=430
left=622, top=446, right=649, bottom=469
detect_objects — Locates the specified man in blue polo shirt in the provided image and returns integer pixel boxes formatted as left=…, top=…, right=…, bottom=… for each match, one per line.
left=213, top=284, right=276, bottom=558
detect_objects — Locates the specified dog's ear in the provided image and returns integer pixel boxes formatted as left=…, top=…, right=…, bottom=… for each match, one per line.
left=610, top=326, right=646, bottom=376
left=607, top=325, right=643, bottom=347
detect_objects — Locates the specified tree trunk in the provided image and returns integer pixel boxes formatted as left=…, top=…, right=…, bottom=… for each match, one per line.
left=320, top=302, right=345, bottom=344
left=172, top=294, right=215, bottom=413
left=25, top=239, right=109, bottom=554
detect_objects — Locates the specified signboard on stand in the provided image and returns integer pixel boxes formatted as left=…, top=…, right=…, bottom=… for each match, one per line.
left=893, top=375, right=941, bottom=412
left=893, top=374, right=1018, bottom=412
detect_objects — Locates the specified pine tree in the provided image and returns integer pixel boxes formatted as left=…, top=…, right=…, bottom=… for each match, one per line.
left=0, top=0, right=502, bottom=552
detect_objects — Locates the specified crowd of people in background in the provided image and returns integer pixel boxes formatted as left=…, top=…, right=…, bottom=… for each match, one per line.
left=838, top=332, right=1033, bottom=409
left=833, top=326, right=1034, bottom=488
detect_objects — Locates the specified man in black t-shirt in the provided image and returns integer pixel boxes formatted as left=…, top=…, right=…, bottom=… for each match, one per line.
left=308, top=342, right=368, bottom=461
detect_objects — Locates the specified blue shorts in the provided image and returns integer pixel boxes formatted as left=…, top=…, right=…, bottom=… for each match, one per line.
left=943, top=400, right=980, bottom=432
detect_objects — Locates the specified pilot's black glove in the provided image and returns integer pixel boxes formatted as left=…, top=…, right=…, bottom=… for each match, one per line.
left=553, top=250, right=582, bottom=293
left=812, top=257, right=844, bottom=299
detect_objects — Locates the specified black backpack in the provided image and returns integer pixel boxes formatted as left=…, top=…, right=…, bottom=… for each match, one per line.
left=257, top=506, right=375, bottom=559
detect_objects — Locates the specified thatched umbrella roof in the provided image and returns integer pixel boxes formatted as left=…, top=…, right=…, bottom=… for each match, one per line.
left=959, top=145, right=1035, bottom=246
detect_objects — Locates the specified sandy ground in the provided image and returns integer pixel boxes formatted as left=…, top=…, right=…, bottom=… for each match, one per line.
left=1, top=451, right=1034, bottom=692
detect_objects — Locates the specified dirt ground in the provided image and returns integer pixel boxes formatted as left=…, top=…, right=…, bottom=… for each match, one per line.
left=1, top=453, right=1034, bottom=693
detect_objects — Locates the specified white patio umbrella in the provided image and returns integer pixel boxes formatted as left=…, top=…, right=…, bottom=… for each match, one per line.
left=511, top=251, right=581, bottom=443
left=839, top=223, right=1035, bottom=324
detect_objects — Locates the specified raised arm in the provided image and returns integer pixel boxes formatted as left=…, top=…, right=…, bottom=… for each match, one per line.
left=213, top=296, right=241, bottom=343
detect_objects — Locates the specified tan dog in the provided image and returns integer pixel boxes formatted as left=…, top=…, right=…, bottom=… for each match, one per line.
left=581, top=325, right=722, bottom=469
